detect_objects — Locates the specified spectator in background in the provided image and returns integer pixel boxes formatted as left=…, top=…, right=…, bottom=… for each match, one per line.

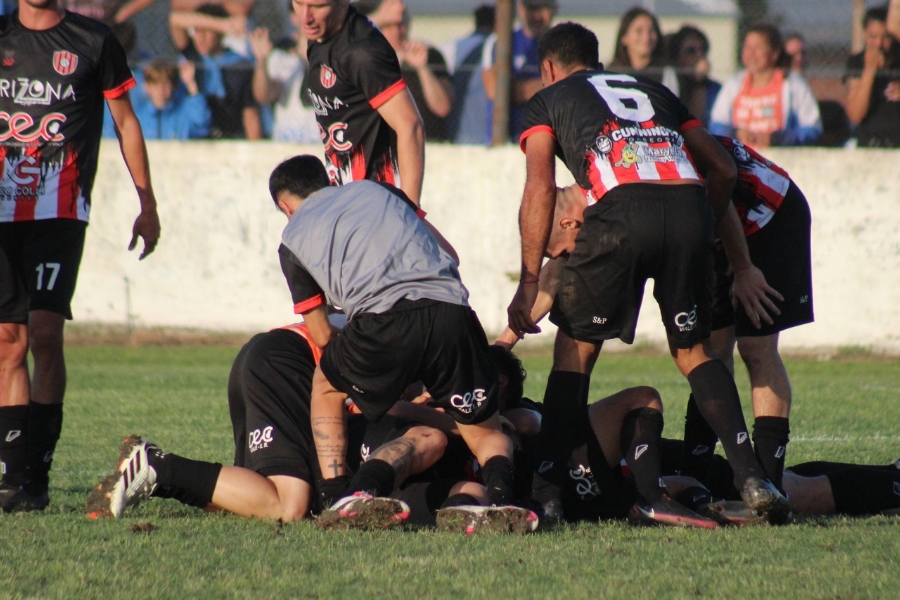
left=172, top=0, right=255, bottom=57
left=248, top=7, right=320, bottom=143
left=608, top=6, right=678, bottom=93
left=845, top=5, right=900, bottom=148
left=170, top=3, right=261, bottom=139
left=136, top=59, right=211, bottom=139
left=482, top=0, right=555, bottom=143
left=372, top=5, right=453, bottom=142
left=61, top=0, right=155, bottom=55
left=668, top=25, right=721, bottom=127
left=442, top=4, right=495, bottom=144
left=784, top=32, right=808, bottom=75
left=710, top=23, right=821, bottom=147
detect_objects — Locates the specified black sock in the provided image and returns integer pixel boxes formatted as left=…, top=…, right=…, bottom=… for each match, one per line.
left=148, top=449, right=222, bottom=509
left=24, top=402, right=63, bottom=494
left=753, top=417, right=790, bottom=490
left=787, top=461, right=898, bottom=477
left=686, top=360, right=762, bottom=486
left=682, top=394, right=719, bottom=483
left=481, top=455, right=515, bottom=505
left=674, top=486, right=713, bottom=512
left=440, top=493, right=480, bottom=509
left=827, top=466, right=900, bottom=515
left=348, top=458, right=396, bottom=497
left=533, top=371, right=590, bottom=471
left=0, top=405, right=29, bottom=488
left=620, top=408, right=666, bottom=504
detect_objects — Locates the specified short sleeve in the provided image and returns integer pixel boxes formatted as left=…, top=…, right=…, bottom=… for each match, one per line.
left=342, top=36, right=405, bottom=108
left=100, top=31, right=136, bottom=98
left=279, top=244, right=326, bottom=314
left=518, top=91, right=556, bottom=152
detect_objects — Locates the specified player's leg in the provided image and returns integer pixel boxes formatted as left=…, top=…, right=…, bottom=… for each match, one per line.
left=0, top=224, right=33, bottom=502
left=738, top=333, right=791, bottom=490
left=785, top=465, right=900, bottom=516
left=4, top=220, right=86, bottom=512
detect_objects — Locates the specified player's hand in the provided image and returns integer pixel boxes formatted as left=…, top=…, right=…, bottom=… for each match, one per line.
left=884, top=81, right=900, bottom=102
left=249, top=27, right=272, bottom=62
left=507, top=281, right=541, bottom=339
left=731, top=265, right=782, bottom=329
left=863, top=46, right=885, bottom=72
left=129, top=209, right=161, bottom=260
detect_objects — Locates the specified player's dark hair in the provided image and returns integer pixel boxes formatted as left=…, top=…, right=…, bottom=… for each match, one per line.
left=537, top=22, right=600, bottom=70
left=610, top=6, right=665, bottom=69
left=196, top=3, right=229, bottom=19
left=268, top=155, right=331, bottom=204
left=863, top=5, right=888, bottom=27
left=488, top=346, right=526, bottom=409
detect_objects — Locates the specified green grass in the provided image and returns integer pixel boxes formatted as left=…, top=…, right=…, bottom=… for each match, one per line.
left=2, top=346, right=900, bottom=599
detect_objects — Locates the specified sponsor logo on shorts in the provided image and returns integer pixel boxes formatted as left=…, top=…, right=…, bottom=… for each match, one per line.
left=248, top=426, right=274, bottom=453
left=450, top=388, right=486, bottom=415
left=799, top=295, right=809, bottom=304
left=351, top=384, right=365, bottom=394
left=360, top=444, right=370, bottom=463
left=736, top=432, right=748, bottom=445
left=569, top=463, right=600, bottom=499
left=5, top=430, right=21, bottom=443
left=592, top=316, right=608, bottom=325
left=674, top=306, right=698, bottom=333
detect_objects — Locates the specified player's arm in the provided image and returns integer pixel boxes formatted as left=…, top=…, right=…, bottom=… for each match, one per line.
left=171, top=0, right=253, bottom=16
left=495, top=256, right=562, bottom=348
left=299, top=304, right=336, bottom=349
left=377, top=88, right=425, bottom=207
left=242, top=107, right=262, bottom=140
left=249, top=28, right=283, bottom=105
left=107, top=94, right=161, bottom=259
left=507, top=130, right=556, bottom=338
left=482, top=64, right=542, bottom=105
left=888, top=0, right=900, bottom=38
left=684, top=128, right=781, bottom=327
left=113, top=0, right=155, bottom=23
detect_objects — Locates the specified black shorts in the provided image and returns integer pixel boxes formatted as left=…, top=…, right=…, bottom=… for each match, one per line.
left=710, top=181, right=814, bottom=337
left=538, top=406, right=636, bottom=521
left=550, top=184, right=715, bottom=348
left=0, top=219, right=87, bottom=322
left=227, top=329, right=320, bottom=484
left=319, top=299, right=499, bottom=425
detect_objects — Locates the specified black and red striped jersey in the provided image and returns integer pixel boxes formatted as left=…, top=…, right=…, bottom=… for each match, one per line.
left=0, top=11, right=135, bottom=223
left=715, top=136, right=791, bottom=237
left=520, top=69, right=703, bottom=203
left=306, top=6, right=405, bottom=188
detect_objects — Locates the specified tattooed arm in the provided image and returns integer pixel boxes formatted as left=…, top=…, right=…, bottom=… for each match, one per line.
left=310, top=366, right=349, bottom=479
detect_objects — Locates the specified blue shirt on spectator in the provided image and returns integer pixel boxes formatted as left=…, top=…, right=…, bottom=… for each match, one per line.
left=481, top=26, right=540, bottom=144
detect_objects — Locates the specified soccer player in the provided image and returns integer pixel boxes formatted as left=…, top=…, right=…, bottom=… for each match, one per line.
left=0, top=0, right=160, bottom=512
left=298, top=0, right=425, bottom=206
left=506, top=23, right=790, bottom=523
left=681, top=137, right=814, bottom=493
left=88, top=323, right=479, bottom=525
left=269, top=154, right=523, bottom=527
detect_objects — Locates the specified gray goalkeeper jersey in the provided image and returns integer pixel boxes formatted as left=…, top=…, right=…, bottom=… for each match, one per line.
left=281, top=181, right=468, bottom=320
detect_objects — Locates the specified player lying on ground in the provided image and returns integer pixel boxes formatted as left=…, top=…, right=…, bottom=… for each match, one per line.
left=269, top=155, right=525, bottom=527
left=87, top=324, right=485, bottom=527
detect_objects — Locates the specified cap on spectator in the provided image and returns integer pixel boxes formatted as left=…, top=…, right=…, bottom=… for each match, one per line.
left=521, top=0, right=558, bottom=8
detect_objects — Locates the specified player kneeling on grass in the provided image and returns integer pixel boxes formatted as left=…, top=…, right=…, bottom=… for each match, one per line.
left=269, top=155, right=535, bottom=530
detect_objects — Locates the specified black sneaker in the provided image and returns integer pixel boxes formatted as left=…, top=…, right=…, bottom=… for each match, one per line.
left=2, top=487, right=50, bottom=513
left=740, top=476, right=792, bottom=525
left=628, top=495, right=719, bottom=529
left=532, top=472, right=564, bottom=529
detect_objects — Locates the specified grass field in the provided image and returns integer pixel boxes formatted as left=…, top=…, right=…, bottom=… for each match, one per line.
left=2, top=344, right=900, bottom=599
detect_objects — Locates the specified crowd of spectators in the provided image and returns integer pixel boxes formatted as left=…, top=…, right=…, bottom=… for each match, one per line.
left=5, top=0, right=896, bottom=147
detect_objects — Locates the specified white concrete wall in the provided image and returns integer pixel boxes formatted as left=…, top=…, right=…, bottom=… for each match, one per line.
left=75, top=141, right=900, bottom=353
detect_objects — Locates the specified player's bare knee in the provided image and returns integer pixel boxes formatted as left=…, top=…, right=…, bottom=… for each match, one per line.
left=450, top=481, right=488, bottom=505
left=0, top=324, right=28, bottom=367
left=625, top=386, right=663, bottom=412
